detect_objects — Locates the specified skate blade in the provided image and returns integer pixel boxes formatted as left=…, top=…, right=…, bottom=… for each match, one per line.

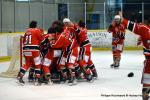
left=68, top=83, right=77, bottom=86
left=111, top=66, right=119, bottom=69
left=110, top=65, right=114, bottom=67
left=77, top=79, right=87, bottom=82
left=51, top=79, right=60, bottom=83
left=16, top=81, right=25, bottom=86
left=46, top=81, right=53, bottom=85
left=110, top=66, right=114, bottom=68
left=60, top=79, right=67, bottom=84
left=87, top=79, right=94, bottom=83
left=114, top=67, right=119, bottom=69
left=68, top=81, right=77, bottom=86
left=60, top=81, right=66, bottom=84
left=93, top=77, right=98, bottom=80
left=34, top=82, right=42, bottom=86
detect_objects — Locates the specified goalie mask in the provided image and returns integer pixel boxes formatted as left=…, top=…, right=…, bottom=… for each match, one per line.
left=114, top=15, right=121, bottom=24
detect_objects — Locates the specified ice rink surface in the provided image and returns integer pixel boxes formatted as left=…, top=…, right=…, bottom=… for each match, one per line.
left=0, top=50, right=145, bottom=100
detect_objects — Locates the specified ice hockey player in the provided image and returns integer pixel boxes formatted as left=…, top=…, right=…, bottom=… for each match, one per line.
left=28, top=28, right=44, bottom=82
left=41, top=20, right=80, bottom=85
left=45, top=27, right=62, bottom=83
left=17, top=21, right=43, bottom=85
left=119, top=11, right=150, bottom=100
left=40, top=26, right=63, bottom=84
left=56, top=20, right=80, bottom=85
left=62, top=18, right=80, bottom=80
left=63, top=18, right=98, bottom=82
left=108, top=15, right=126, bottom=68
left=77, top=20, right=98, bottom=80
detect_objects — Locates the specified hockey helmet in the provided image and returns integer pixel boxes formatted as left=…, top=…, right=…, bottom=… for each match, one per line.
left=114, top=15, right=121, bottom=24
left=63, top=18, right=71, bottom=23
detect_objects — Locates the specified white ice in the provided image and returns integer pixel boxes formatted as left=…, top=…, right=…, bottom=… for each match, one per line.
left=0, top=50, right=145, bottom=100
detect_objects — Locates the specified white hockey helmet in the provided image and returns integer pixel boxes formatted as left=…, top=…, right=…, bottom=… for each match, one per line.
left=114, top=15, right=121, bottom=24
left=63, top=18, right=71, bottom=23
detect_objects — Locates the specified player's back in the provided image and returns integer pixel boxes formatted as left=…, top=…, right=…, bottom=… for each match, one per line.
left=136, top=24, right=150, bottom=50
left=122, top=19, right=150, bottom=55
left=137, top=24, right=150, bottom=39
left=23, top=28, right=43, bottom=46
left=64, top=26, right=78, bottom=40
left=77, top=27, right=89, bottom=45
left=51, top=32, right=71, bottom=50
left=64, top=27, right=79, bottom=50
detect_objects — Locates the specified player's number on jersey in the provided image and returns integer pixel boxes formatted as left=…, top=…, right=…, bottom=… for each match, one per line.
left=24, top=34, right=32, bottom=44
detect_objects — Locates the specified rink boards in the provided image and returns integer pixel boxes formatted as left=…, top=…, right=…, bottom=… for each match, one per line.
left=0, top=30, right=141, bottom=58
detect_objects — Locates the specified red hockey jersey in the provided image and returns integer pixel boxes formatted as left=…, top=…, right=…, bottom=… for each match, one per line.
left=51, top=32, right=71, bottom=50
left=122, top=19, right=150, bottom=56
left=63, top=26, right=79, bottom=50
left=76, top=27, right=91, bottom=47
left=23, top=28, right=43, bottom=51
left=108, top=22, right=126, bottom=45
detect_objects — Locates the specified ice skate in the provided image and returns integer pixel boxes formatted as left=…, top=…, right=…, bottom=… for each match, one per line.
left=113, top=63, right=120, bottom=69
left=59, top=73, right=67, bottom=84
left=28, top=67, right=35, bottom=82
left=51, top=73, right=60, bottom=83
left=92, top=71, right=98, bottom=80
left=76, top=73, right=86, bottom=82
left=28, top=74, right=35, bottom=82
left=111, top=62, right=119, bottom=69
left=86, top=74, right=94, bottom=83
left=113, top=65, right=119, bottom=69
left=16, top=77, right=25, bottom=86
left=110, top=63, right=115, bottom=68
left=68, top=76, right=77, bottom=86
left=34, top=78, right=42, bottom=86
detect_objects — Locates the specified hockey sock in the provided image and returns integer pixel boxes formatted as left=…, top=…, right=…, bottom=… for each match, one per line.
left=142, top=87, right=150, bottom=100
left=29, top=67, right=35, bottom=74
left=89, top=64, right=96, bottom=72
left=89, top=64, right=98, bottom=77
left=75, top=65, right=82, bottom=76
left=28, top=67, right=35, bottom=79
left=82, top=66, right=91, bottom=75
left=19, top=68, right=27, bottom=78
left=35, top=68, right=41, bottom=78
left=61, top=68, right=68, bottom=78
left=45, top=73, right=51, bottom=80
left=114, top=57, right=121, bottom=66
left=68, top=68, right=76, bottom=77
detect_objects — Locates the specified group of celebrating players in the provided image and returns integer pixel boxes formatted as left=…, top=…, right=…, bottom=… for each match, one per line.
left=16, top=11, right=150, bottom=99
left=16, top=18, right=98, bottom=86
